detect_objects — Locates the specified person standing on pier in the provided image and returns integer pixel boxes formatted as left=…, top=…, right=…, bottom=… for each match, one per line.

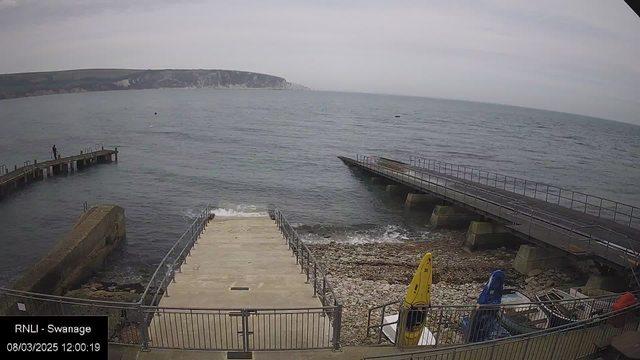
left=52, top=145, right=57, bottom=160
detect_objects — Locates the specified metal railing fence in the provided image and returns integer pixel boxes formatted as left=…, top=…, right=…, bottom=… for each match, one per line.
left=363, top=300, right=640, bottom=360
left=273, top=205, right=343, bottom=350
left=0, top=287, right=339, bottom=351
left=140, top=205, right=210, bottom=306
left=142, top=305, right=337, bottom=351
left=0, top=287, right=142, bottom=345
left=409, top=156, right=640, bottom=230
left=355, top=155, right=640, bottom=270
left=366, top=290, right=639, bottom=349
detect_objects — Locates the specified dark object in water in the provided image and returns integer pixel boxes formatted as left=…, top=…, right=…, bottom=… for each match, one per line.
left=395, top=115, right=400, bottom=118
left=154, top=112, right=157, bottom=115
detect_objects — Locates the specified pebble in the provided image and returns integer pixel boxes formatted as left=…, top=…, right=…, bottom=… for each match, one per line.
left=528, top=269, right=543, bottom=276
left=309, top=231, right=590, bottom=346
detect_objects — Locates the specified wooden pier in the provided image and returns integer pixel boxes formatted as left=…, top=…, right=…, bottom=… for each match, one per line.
left=0, top=147, right=118, bottom=200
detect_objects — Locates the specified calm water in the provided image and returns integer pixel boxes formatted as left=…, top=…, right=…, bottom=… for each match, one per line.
left=1, top=89, right=639, bottom=287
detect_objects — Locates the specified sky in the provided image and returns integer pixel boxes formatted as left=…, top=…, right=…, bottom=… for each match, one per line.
left=0, top=0, right=639, bottom=124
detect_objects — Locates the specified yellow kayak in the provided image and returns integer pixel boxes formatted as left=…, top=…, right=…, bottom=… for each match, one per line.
left=401, top=252, right=432, bottom=346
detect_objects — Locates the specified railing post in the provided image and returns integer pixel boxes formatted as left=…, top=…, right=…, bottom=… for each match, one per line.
left=322, top=276, right=327, bottom=306
left=139, top=305, right=150, bottom=351
left=395, top=306, right=406, bottom=350
left=598, top=198, right=603, bottom=218
left=545, top=185, right=549, bottom=201
left=305, top=249, right=310, bottom=283
left=570, top=191, right=575, bottom=209
left=332, top=303, right=343, bottom=351
left=313, top=262, right=317, bottom=297
left=242, top=309, right=250, bottom=353
left=299, top=244, right=304, bottom=273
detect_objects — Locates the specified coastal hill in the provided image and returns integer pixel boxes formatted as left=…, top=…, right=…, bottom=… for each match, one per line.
left=0, top=69, right=308, bottom=100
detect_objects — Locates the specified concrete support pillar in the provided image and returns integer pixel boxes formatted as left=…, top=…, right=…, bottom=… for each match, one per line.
left=405, top=193, right=440, bottom=210
left=513, top=245, right=567, bottom=275
left=386, top=185, right=410, bottom=196
left=370, top=177, right=387, bottom=184
left=463, top=221, right=517, bottom=251
left=430, top=205, right=482, bottom=229
left=585, top=274, right=625, bottom=293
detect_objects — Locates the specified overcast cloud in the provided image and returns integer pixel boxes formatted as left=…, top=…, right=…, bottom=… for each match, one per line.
left=0, top=0, right=639, bottom=124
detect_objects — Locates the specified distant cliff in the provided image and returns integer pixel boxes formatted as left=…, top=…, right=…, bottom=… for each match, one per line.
left=0, top=69, right=308, bottom=100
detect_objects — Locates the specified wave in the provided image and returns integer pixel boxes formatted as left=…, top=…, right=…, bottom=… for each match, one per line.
left=297, top=224, right=426, bottom=244
left=209, top=207, right=268, bottom=218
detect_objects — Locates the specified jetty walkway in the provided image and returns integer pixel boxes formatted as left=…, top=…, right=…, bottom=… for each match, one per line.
left=339, top=155, right=640, bottom=278
left=0, top=147, right=118, bottom=200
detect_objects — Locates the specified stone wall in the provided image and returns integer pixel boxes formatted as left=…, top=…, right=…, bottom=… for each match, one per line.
left=12, top=205, right=126, bottom=295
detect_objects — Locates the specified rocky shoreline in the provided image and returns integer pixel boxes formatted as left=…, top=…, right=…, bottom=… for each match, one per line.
left=308, top=229, right=590, bottom=346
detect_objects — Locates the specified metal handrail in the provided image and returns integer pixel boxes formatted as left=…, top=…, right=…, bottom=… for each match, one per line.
left=0, top=287, right=139, bottom=308
left=273, top=206, right=342, bottom=307
left=140, top=205, right=210, bottom=306
left=409, top=155, right=640, bottom=229
left=363, top=299, right=640, bottom=359
left=355, top=155, right=640, bottom=269
left=272, top=205, right=343, bottom=350
left=366, top=290, right=640, bottom=345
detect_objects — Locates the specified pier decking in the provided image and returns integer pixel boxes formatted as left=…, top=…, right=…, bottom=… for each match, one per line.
left=160, top=217, right=320, bottom=308
left=146, top=216, right=334, bottom=351
left=0, top=148, right=118, bottom=200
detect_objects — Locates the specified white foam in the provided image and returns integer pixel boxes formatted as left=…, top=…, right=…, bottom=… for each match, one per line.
left=209, top=208, right=268, bottom=218
left=300, top=225, right=411, bottom=244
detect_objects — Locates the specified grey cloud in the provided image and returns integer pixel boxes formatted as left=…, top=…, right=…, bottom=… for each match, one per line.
left=0, top=0, right=639, bottom=124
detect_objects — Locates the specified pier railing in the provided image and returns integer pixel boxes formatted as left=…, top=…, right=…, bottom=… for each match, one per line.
left=366, top=290, right=639, bottom=349
left=355, top=155, right=640, bottom=270
left=363, top=300, right=640, bottom=360
left=408, top=155, right=640, bottom=230
left=273, top=205, right=343, bottom=350
left=0, top=287, right=340, bottom=351
left=140, top=205, right=211, bottom=306
left=140, top=305, right=338, bottom=351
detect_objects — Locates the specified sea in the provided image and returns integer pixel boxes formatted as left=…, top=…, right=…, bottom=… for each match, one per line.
left=0, top=89, right=639, bottom=287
